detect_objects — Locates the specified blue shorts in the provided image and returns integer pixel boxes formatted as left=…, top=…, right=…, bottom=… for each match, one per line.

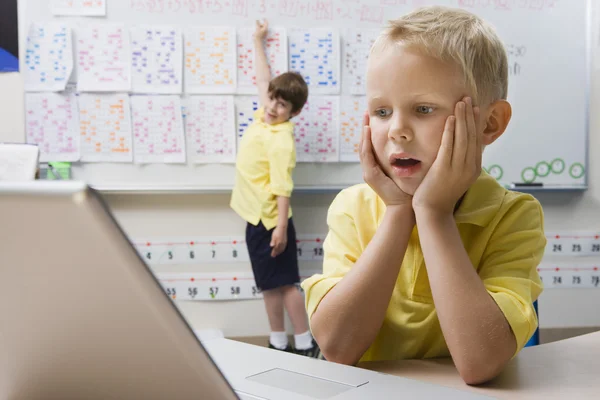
left=245, top=218, right=299, bottom=291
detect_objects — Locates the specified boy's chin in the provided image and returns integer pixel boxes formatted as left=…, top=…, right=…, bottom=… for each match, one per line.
left=392, top=178, right=418, bottom=196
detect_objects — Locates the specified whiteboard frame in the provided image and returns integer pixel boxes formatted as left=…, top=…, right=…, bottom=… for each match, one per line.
left=17, top=0, right=592, bottom=193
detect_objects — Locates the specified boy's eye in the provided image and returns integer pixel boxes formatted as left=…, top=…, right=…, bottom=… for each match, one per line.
left=375, top=108, right=391, bottom=118
left=416, top=106, right=434, bottom=114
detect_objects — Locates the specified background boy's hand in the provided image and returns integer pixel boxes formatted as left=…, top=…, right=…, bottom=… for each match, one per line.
left=270, top=225, right=287, bottom=257
left=413, top=97, right=481, bottom=215
left=254, top=19, right=269, bottom=42
left=360, top=113, right=413, bottom=208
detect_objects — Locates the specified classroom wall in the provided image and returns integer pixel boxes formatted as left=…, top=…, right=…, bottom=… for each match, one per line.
left=3, top=66, right=600, bottom=337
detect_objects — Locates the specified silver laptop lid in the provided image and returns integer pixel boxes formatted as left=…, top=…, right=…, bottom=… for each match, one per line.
left=0, top=181, right=238, bottom=400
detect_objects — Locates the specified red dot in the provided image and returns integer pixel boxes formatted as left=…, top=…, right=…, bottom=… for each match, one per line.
left=211, top=241, right=216, bottom=245
left=595, top=235, right=599, bottom=240
left=594, top=267, right=599, bottom=271
left=233, top=277, right=238, bottom=281
left=233, top=240, right=237, bottom=244
left=555, top=235, right=560, bottom=239
left=190, top=241, right=195, bottom=245
left=536, top=268, right=540, bottom=272
left=212, top=278, right=216, bottom=282
left=316, top=238, right=321, bottom=243
left=191, top=278, right=195, bottom=282
left=146, top=242, right=151, bottom=246
left=555, top=267, right=560, bottom=272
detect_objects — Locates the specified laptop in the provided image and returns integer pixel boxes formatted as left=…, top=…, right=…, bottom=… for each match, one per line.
left=0, top=182, right=493, bottom=400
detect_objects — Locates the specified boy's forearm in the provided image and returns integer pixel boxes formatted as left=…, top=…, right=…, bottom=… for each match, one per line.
left=415, top=209, right=516, bottom=385
left=311, top=206, right=415, bottom=365
left=276, top=196, right=289, bottom=228
left=254, top=37, right=270, bottom=85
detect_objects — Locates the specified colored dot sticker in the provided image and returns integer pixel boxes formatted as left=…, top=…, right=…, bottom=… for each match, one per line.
left=569, top=163, right=585, bottom=179
left=535, top=161, right=550, bottom=178
left=551, top=158, right=565, bottom=174
left=521, top=167, right=536, bottom=183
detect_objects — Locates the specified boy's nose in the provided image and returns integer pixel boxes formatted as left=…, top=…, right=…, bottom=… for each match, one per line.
left=388, top=116, right=413, bottom=142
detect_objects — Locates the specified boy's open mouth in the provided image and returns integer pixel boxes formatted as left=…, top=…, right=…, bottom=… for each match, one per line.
left=391, top=157, right=421, bottom=167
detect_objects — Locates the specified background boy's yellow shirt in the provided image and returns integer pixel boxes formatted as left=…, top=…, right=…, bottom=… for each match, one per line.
left=230, top=107, right=295, bottom=230
left=302, top=172, right=545, bottom=362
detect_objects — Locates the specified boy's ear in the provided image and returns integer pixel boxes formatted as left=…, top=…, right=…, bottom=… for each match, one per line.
left=482, top=100, right=512, bottom=145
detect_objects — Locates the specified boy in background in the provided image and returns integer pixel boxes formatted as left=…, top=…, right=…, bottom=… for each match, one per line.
left=231, top=20, right=319, bottom=357
left=303, top=7, right=545, bottom=383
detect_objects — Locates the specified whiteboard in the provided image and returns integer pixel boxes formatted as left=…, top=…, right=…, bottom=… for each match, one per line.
left=19, top=0, right=590, bottom=192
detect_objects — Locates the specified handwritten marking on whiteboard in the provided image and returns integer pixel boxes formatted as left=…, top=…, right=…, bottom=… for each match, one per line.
left=25, top=92, right=80, bottom=162
left=295, top=96, right=340, bottom=162
left=289, top=28, right=340, bottom=95
left=184, top=96, right=236, bottom=163
left=235, top=96, right=260, bottom=147
left=343, top=29, right=378, bottom=95
left=78, top=94, right=133, bottom=163
left=24, top=23, right=73, bottom=92
left=458, top=0, right=557, bottom=10
left=131, top=95, right=186, bottom=164
left=339, top=96, right=366, bottom=162
left=130, top=26, right=183, bottom=94
left=76, top=24, right=131, bottom=92
left=52, top=0, right=106, bottom=16
left=184, top=27, right=237, bottom=94
left=237, top=27, right=287, bottom=94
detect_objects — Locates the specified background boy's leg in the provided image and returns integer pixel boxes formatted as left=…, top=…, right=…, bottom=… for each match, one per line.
left=282, top=284, right=309, bottom=334
left=282, top=285, right=319, bottom=355
left=262, top=288, right=289, bottom=350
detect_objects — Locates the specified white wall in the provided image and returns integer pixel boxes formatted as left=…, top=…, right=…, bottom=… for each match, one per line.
left=3, top=64, right=600, bottom=336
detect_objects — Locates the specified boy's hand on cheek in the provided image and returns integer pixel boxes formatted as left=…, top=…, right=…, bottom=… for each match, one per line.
left=360, top=113, right=413, bottom=209
left=413, top=97, right=481, bottom=216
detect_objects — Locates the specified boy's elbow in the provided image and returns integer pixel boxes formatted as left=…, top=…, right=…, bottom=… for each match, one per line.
left=311, top=318, right=360, bottom=366
left=456, top=358, right=507, bottom=386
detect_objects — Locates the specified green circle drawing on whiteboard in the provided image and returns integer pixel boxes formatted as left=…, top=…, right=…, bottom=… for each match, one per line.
left=521, top=167, right=536, bottom=183
left=550, top=158, right=565, bottom=174
left=487, top=164, right=503, bottom=180
left=569, top=162, right=585, bottom=179
left=535, top=161, right=550, bottom=178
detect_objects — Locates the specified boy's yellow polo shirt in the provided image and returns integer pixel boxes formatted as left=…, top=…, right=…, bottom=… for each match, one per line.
left=302, top=172, right=545, bottom=362
left=230, top=107, right=295, bottom=230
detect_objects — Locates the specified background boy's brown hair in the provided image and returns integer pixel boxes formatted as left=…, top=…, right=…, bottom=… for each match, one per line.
left=268, top=72, right=308, bottom=114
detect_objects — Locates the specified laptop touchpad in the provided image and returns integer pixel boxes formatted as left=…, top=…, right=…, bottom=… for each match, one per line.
left=246, top=368, right=358, bottom=399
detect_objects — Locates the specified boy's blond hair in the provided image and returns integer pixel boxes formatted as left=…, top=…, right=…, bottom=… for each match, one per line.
left=371, top=6, right=508, bottom=104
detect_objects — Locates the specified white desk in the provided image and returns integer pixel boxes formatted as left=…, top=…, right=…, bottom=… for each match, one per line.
left=360, top=331, right=600, bottom=399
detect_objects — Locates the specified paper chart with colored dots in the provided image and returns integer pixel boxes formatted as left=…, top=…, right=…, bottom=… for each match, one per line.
left=131, top=95, right=186, bottom=164
left=339, top=96, right=366, bottom=162
left=294, top=96, right=340, bottom=162
left=76, top=24, right=131, bottom=92
left=342, top=29, right=379, bottom=95
left=130, top=26, right=183, bottom=94
left=184, top=96, right=236, bottom=164
left=52, top=0, right=106, bottom=16
left=288, top=28, right=340, bottom=95
left=235, top=96, right=260, bottom=146
left=25, top=92, right=80, bottom=162
left=184, top=27, right=237, bottom=94
left=237, top=27, right=288, bottom=94
left=24, top=23, right=73, bottom=92
left=78, top=93, right=133, bottom=163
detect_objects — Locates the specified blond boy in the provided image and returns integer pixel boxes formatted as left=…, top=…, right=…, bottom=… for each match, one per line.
left=231, top=20, right=319, bottom=357
left=302, top=6, right=545, bottom=384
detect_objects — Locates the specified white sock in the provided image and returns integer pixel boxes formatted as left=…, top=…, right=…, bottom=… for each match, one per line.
left=269, top=331, right=288, bottom=350
left=294, top=330, right=314, bottom=350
